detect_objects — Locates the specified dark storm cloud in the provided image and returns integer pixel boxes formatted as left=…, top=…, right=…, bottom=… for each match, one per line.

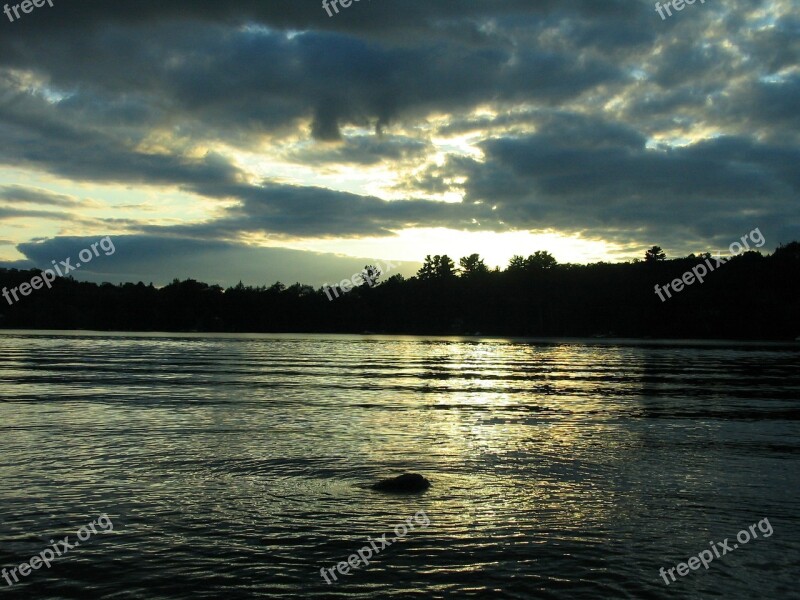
left=0, top=1, right=634, bottom=143
left=0, top=70, right=497, bottom=236
left=743, top=12, right=800, bottom=73
left=428, top=111, right=800, bottom=250
left=14, top=235, right=420, bottom=287
left=0, top=0, right=641, bottom=37
left=0, top=82, right=242, bottom=185
left=715, top=75, right=800, bottom=135
left=286, top=135, right=430, bottom=165
left=141, top=182, right=502, bottom=238
left=0, top=0, right=797, bottom=256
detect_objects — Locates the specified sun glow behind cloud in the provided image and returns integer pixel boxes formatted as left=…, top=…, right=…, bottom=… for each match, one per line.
left=1, top=0, right=795, bottom=282
left=272, top=228, right=621, bottom=268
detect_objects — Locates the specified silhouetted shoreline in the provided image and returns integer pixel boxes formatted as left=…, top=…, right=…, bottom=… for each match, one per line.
left=2, top=244, right=798, bottom=339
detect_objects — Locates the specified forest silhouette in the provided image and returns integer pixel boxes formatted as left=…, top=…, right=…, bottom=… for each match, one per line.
left=1, top=242, right=798, bottom=339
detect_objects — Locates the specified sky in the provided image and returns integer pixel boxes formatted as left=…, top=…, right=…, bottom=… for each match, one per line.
left=0, top=0, right=798, bottom=287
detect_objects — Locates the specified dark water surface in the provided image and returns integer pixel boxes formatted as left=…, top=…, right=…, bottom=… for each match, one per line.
left=1, top=332, right=799, bottom=599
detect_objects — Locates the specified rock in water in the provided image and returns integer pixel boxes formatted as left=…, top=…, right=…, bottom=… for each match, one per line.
left=372, top=473, right=431, bottom=493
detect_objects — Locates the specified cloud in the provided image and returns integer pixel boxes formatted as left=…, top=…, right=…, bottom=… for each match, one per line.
left=0, top=0, right=796, bottom=265
left=0, top=206, right=67, bottom=221
left=0, top=4, right=632, bottom=144
left=15, top=235, right=420, bottom=287
left=0, top=184, right=92, bottom=207
left=0, top=1, right=646, bottom=38
left=138, top=181, right=503, bottom=238
left=286, top=135, right=431, bottom=165
left=405, top=109, right=800, bottom=250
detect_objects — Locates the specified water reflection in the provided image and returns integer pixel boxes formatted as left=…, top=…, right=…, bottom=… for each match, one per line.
left=0, top=332, right=798, bottom=599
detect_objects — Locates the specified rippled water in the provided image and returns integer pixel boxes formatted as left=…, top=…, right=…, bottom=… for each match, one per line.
left=1, top=332, right=799, bottom=599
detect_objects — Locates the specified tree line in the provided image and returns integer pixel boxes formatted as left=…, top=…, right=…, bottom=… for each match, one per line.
left=1, top=242, right=798, bottom=339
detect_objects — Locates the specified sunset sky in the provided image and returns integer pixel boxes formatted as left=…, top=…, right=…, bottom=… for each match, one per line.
left=0, top=0, right=797, bottom=286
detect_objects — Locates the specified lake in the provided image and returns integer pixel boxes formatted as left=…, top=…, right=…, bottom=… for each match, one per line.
left=1, top=332, right=798, bottom=599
